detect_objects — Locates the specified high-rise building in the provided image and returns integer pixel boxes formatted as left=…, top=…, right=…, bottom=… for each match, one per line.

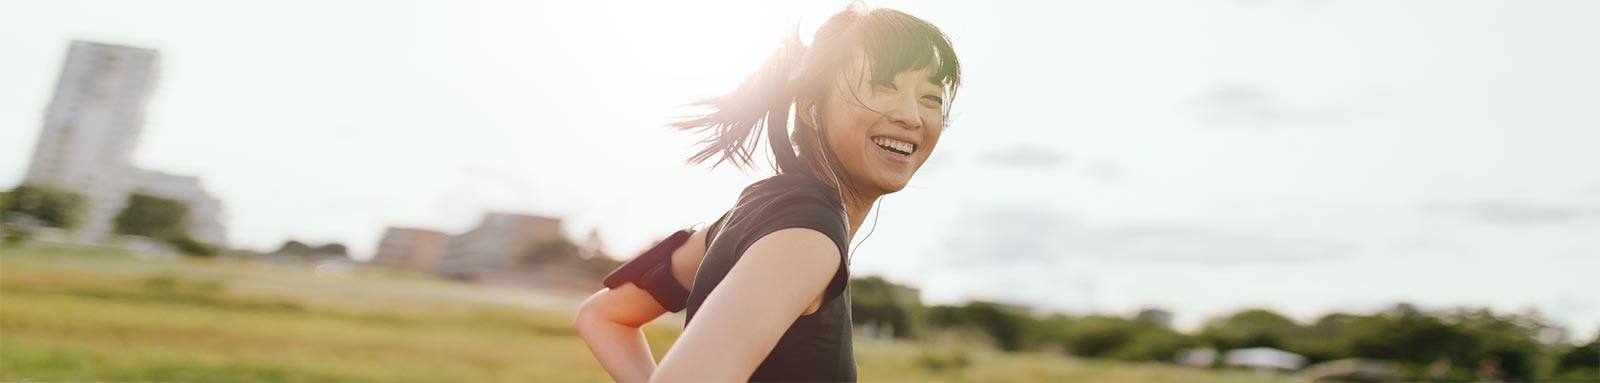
left=21, top=40, right=227, bottom=246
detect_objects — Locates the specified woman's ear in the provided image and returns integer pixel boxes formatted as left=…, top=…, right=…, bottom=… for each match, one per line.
left=802, top=103, right=821, bottom=131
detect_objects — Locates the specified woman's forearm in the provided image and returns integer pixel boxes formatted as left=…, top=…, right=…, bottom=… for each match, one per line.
left=576, top=317, right=658, bottom=382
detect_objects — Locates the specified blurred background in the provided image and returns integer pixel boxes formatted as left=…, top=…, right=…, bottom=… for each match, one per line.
left=1, top=0, right=1596, bottom=382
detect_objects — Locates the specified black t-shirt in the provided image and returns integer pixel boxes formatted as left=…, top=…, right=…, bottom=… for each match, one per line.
left=684, top=172, right=856, bottom=382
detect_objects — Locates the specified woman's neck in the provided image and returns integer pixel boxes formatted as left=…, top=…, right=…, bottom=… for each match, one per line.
left=841, top=192, right=878, bottom=240
left=797, top=164, right=880, bottom=240
left=819, top=170, right=883, bottom=238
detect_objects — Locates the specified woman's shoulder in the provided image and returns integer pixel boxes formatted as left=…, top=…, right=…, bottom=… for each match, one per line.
left=700, top=173, right=853, bottom=321
left=720, top=172, right=848, bottom=249
left=737, top=172, right=843, bottom=209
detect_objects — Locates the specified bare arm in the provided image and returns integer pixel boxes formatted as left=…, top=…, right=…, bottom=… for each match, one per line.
left=575, top=229, right=708, bottom=383
left=574, top=283, right=665, bottom=382
left=649, top=228, right=842, bottom=382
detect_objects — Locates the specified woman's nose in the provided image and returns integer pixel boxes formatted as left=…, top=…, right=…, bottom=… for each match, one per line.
left=885, top=95, right=923, bottom=130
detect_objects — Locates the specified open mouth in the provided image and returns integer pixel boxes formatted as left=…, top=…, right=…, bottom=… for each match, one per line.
left=872, top=136, right=916, bottom=156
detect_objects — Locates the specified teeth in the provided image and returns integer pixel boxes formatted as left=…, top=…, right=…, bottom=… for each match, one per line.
left=872, top=137, right=915, bottom=155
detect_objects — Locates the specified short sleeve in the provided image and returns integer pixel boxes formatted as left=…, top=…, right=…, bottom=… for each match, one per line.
left=704, top=210, right=731, bottom=249
left=745, top=190, right=851, bottom=310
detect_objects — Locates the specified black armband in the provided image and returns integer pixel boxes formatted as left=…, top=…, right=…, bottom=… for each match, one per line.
left=601, top=229, right=693, bottom=312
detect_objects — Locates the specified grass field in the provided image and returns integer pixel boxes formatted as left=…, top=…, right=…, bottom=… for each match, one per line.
left=0, top=244, right=1289, bottom=382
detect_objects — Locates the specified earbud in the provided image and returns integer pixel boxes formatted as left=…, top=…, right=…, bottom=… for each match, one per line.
left=809, top=105, right=820, bottom=131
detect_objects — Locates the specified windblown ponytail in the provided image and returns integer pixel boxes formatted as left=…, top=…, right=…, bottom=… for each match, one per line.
left=671, top=34, right=807, bottom=174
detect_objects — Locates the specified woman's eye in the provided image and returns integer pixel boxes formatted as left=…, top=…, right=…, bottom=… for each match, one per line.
left=923, top=95, right=944, bottom=106
left=872, top=81, right=898, bottom=91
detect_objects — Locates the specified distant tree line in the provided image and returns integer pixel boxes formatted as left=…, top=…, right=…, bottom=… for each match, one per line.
left=272, top=240, right=350, bottom=260
left=1, top=184, right=86, bottom=232
left=2, top=184, right=217, bottom=256
left=516, top=235, right=622, bottom=277
left=849, top=277, right=1599, bottom=382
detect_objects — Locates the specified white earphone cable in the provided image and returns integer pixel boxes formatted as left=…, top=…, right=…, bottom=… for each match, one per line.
left=849, top=197, right=882, bottom=265
left=810, top=105, right=880, bottom=265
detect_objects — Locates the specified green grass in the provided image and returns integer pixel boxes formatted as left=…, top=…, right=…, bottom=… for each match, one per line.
left=0, top=244, right=1287, bottom=382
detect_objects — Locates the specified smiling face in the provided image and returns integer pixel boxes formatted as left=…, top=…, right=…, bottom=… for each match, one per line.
left=811, top=55, right=948, bottom=197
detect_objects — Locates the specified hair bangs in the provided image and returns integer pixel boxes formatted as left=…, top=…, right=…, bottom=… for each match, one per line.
left=857, top=9, right=962, bottom=102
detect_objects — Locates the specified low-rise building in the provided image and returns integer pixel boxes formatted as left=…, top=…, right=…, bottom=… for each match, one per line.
left=125, top=169, right=227, bottom=245
left=434, top=213, right=562, bottom=279
left=370, top=227, right=450, bottom=273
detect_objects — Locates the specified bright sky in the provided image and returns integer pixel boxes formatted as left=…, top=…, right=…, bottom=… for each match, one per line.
left=2, top=0, right=1596, bottom=339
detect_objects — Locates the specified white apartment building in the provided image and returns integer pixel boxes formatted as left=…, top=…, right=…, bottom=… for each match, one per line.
left=21, top=40, right=227, bottom=246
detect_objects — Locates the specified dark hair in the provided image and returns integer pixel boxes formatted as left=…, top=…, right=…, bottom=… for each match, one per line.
left=671, top=4, right=961, bottom=201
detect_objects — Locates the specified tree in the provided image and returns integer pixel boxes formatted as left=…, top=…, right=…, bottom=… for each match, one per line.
left=276, top=240, right=312, bottom=255
left=111, top=193, right=222, bottom=257
left=1322, top=304, right=1555, bottom=381
left=926, top=301, right=1039, bottom=351
left=522, top=236, right=580, bottom=266
left=167, top=235, right=218, bottom=257
left=850, top=276, right=927, bottom=339
left=1289, top=313, right=1362, bottom=363
left=1198, top=308, right=1302, bottom=350
left=314, top=243, right=348, bottom=256
left=1, top=184, right=87, bottom=229
left=1114, top=325, right=1198, bottom=361
left=1447, top=307, right=1553, bottom=381
left=1060, top=316, right=1137, bottom=357
left=1554, top=336, right=1599, bottom=382
left=1006, top=312, right=1201, bottom=361
left=113, top=193, right=189, bottom=239
left=1345, top=305, right=1473, bottom=365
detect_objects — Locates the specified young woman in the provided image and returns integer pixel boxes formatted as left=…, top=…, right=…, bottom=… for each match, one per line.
left=574, top=4, right=960, bottom=382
